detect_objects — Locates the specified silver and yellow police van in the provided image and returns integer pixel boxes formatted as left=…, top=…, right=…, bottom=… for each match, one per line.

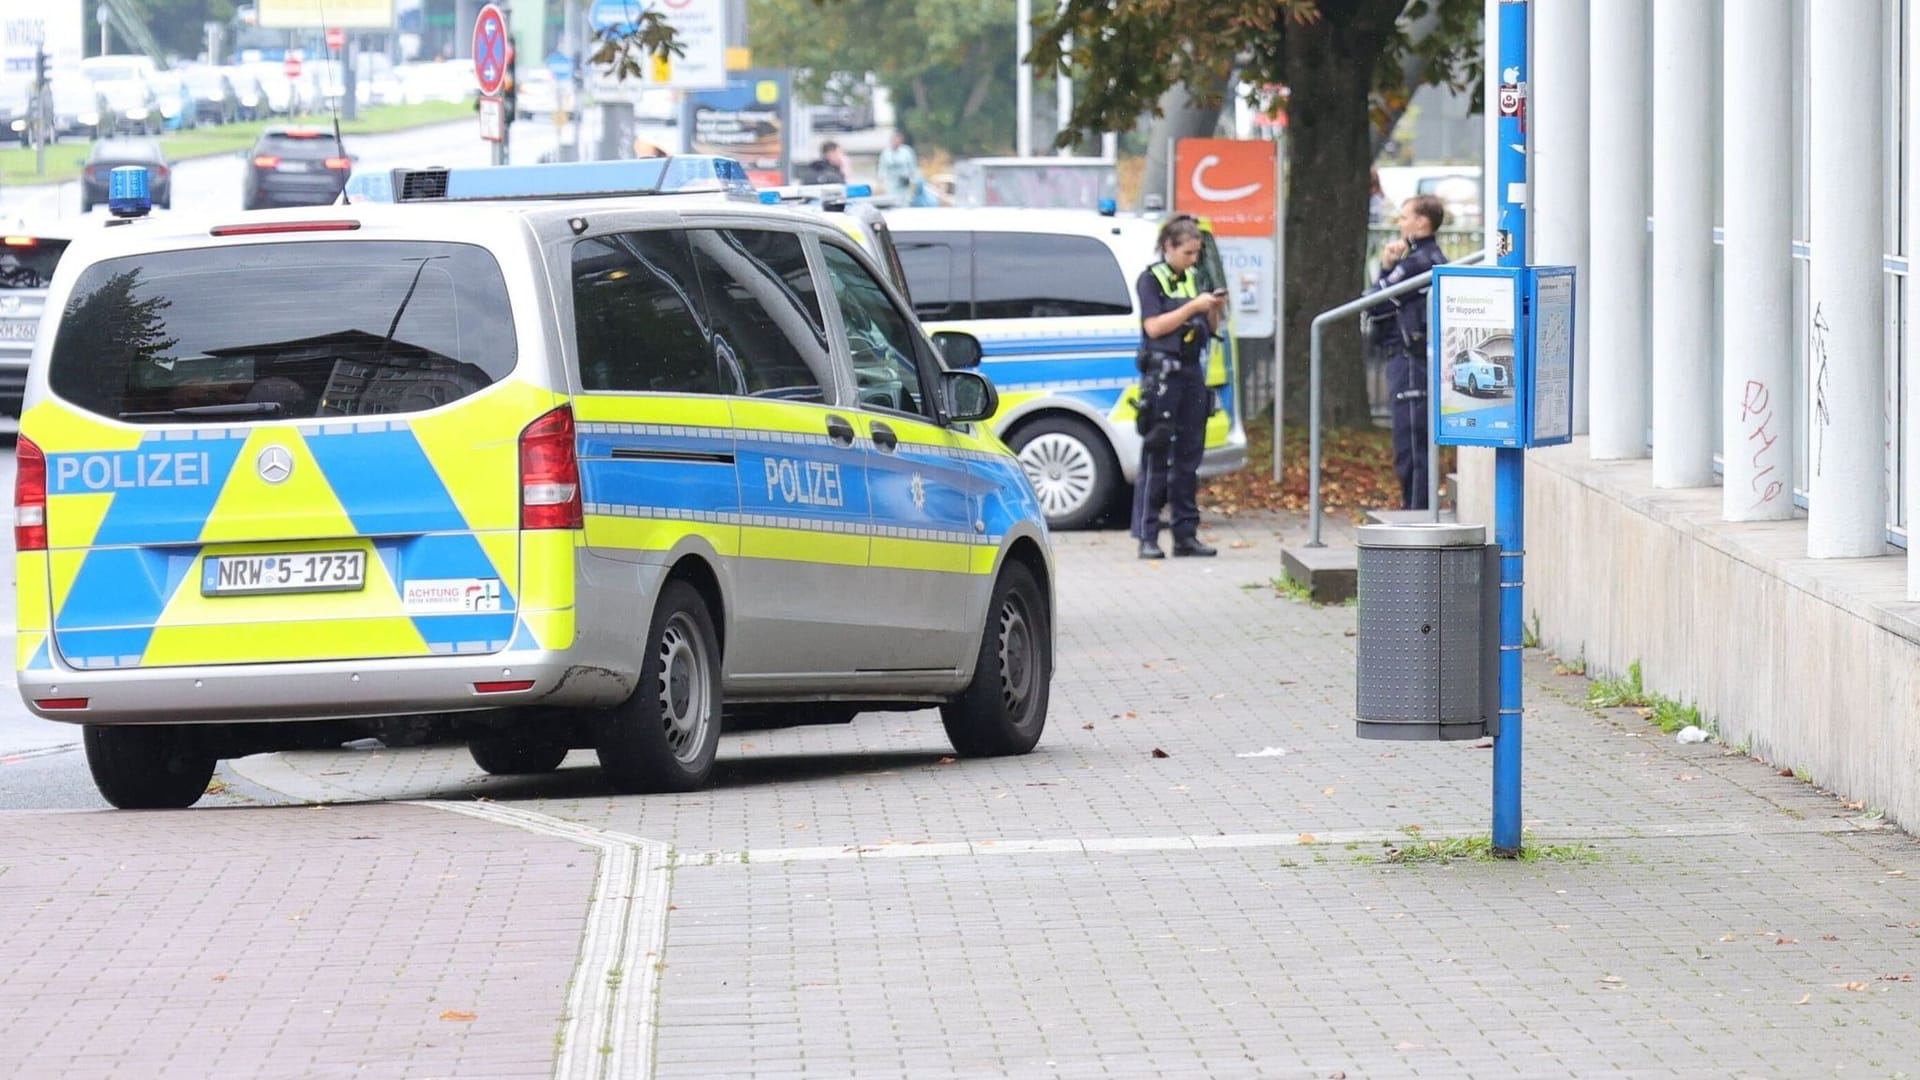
left=15, top=158, right=1054, bottom=809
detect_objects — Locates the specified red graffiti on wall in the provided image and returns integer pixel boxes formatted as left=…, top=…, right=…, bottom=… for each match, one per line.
left=1741, top=379, right=1785, bottom=507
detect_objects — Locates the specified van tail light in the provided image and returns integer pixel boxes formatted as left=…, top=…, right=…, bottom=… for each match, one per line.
left=520, top=406, right=582, bottom=530
left=15, top=435, right=46, bottom=552
left=323, top=156, right=351, bottom=170
left=252, top=154, right=281, bottom=169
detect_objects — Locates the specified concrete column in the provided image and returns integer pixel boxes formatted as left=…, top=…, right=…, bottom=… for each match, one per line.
left=1648, top=0, right=1716, bottom=486
left=1720, top=0, right=1794, bottom=521
left=1806, top=0, right=1886, bottom=557
left=1587, top=0, right=1649, bottom=459
left=1909, top=2, right=1920, bottom=595
left=1533, top=0, right=1590, bottom=434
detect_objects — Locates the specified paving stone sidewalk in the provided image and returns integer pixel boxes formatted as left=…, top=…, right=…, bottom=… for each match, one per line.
left=47, top=510, right=1920, bottom=1076
left=0, top=802, right=598, bottom=1079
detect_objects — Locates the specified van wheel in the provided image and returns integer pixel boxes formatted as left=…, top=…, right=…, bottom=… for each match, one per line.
left=595, top=580, right=723, bottom=793
left=1010, top=416, right=1115, bottom=531
left=84, top=726, right=216, bottom=809
left=468, top=733, right=570, bottom=775
left=941, top=562, right=1050, bottom=757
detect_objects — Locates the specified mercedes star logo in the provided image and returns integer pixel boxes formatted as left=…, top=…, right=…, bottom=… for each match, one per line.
left=257, top=445, right=294, bottom=485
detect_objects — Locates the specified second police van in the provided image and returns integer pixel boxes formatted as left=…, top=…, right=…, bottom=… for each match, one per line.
left=16, top=158, right=1055, bottom=809
left=886, top=206, right=1249, bottom=530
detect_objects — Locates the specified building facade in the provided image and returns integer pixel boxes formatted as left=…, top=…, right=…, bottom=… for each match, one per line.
left=1458, top=0, right=1920, bottom=827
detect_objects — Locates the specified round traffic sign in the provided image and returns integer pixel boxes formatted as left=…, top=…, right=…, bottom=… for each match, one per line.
left=325, top=27, right=344, bottom=50
left=284, top=55, right=303, bottom=79
left=473, top=4, right=509, bottom=97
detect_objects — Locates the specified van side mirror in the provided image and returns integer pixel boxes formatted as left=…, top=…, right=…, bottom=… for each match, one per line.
left=940, top=369, right=998, bottom=424
left=931, top=330, right=982, bottom=369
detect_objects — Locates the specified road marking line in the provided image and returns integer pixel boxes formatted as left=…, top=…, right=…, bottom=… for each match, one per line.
left=670, top=817, right=1888, bottom=868
left=0, top=742, right=80, bottom=764
left=416, top=799, right=670, bottom=1080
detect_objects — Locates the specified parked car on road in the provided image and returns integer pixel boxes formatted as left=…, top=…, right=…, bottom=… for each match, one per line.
left=81, top=138, right=172, bottom=213
left=1449, top=351, right=1511, bottom=397
left=0, top=222, right=75, bottom=416
left=223, top=67, right=271, bottom=120
left=47, top=80, right=110, bottom=141
left=182, top=68, right=240, bottom=125
left=93, top=77, right=162, bottom=135
left=149, top=72, right=198, bottom=130
left=242, top=127, right=352, bottom=210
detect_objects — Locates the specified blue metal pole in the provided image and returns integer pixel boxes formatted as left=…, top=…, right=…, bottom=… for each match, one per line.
left=1491, top=0, right=1528, bottom=856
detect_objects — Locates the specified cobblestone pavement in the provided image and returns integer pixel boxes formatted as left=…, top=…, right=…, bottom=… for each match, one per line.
left=13, top=510, right=1920, bottom=1077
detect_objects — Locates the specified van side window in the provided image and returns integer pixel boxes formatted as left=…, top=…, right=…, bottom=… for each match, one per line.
left=895, top=230, right=970, bottom=321
left=818, top=242, right=930, bottom=418
left=689, top=228, right=833, bottom=402
left=970, top=232, right=1132, bottom=320
left=571, top=229, right=719, bottom=394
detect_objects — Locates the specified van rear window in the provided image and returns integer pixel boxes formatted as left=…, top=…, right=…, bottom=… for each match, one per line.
left=49, top=240, right=516, bottom=423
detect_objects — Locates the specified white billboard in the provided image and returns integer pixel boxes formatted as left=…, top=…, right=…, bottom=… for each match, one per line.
left=257, top=0, right=396, bottom=30
left=586, top=0, right=726, bottom=99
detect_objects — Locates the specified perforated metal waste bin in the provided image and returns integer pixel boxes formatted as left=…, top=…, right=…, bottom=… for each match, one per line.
left=1354, top=523, right=1497, bottom=741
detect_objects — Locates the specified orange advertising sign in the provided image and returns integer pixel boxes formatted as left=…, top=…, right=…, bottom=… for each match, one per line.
left=1173, top=138, right=1278, bottom=238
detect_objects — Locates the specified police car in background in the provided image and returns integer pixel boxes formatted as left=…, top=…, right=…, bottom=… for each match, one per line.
left=16, top=158, right=1054, bottom=809
left=1, top=221, right=81, bottom=418
left=887, top=205, right=1247, bottom=530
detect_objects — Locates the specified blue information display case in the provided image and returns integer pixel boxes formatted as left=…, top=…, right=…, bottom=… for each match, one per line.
left=1429, top=264, right=1577, bottom=449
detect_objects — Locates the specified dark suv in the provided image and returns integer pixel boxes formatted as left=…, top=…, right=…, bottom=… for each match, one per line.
left=241, top=127, right=351, bottom=210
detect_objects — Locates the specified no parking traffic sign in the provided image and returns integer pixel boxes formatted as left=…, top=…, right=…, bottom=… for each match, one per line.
left=473, top=4, right=509, bottom=97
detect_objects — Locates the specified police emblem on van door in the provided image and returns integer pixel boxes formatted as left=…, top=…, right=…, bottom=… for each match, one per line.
left=256, top=445, right=294, bottom=485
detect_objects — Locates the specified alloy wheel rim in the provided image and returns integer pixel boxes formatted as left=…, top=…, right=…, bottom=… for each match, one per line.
left=1018, top=433, right=1096, bottom=518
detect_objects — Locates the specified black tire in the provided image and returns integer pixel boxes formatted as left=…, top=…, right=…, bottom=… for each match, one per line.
left=83, top=726, right=216, bottom=810
left=595, top=580, right=723, bottom=793
left=468, top=733, right=570, bottom=775
left=1008, top=415, right=1117, bottom=531
left=941, top=562, right=1051, bottom=757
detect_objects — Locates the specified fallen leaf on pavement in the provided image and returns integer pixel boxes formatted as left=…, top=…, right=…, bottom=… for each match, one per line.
left=1794, top=993, right=1811, bottom=1005
left=1082, top=722, right=1095, bottom=730
left=1322, top=787, right=1337, bottom=796
left=440, top=1010, right=477, bottom=1022
left=1878, top=973, right=1915, bottom=982
left=1678, top=774, right=1697, bottom=782
left=1776, top=937, right=1798, bottom=945
left=1835, top=982, right=1869, bottom=992
left=1599, top=976, right=1624, bottom=987
left=1151, top=748, right=1170, bottom=759
left=211, top=974, right=229, bottom=982
left=1298, top=833, right=1316, bottom=844
left=1230, top=540, right=1253, bottom=549
left=1780, top=768, right=1795, bottom=777
left=1844, top=800, right=1864, bottom=810
left=1720, top=934, right=1738, bottom=942
left=937, top=756, right=956, bottom=765
left=1822, top=935, right=1840, bottom=941
left=1342, top=629, right=1357, bottom=637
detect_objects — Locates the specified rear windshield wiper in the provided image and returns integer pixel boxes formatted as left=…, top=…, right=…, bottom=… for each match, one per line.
left=117, top=402, right=287, bottom=421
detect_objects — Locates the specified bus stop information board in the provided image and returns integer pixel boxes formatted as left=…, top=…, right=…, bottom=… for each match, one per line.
left=1429, top=264, right=1576, bottom=449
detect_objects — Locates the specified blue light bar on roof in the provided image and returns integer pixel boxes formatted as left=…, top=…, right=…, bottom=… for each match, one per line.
left=389, top=156, right=756, bottom=203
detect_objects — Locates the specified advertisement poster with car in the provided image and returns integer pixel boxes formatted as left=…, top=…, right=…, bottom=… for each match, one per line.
left=1430, top=266, right=1522, bottom=447
left=680, top=68, right=791, bottom=188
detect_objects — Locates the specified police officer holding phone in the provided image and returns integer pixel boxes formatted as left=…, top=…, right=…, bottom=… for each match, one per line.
left=1132, top=216, right=1226, bottom=559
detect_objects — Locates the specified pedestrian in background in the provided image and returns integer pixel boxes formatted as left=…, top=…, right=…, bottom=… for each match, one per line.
left=1366, top=194, right=1449, bottom=510
left=1368, top=168, right=1392, bottom=224
left=799, top=140, right=847, bottom=184
left=1131, top=215, right=1226, bottom=559
left=877, top=130, right=921, bottom=203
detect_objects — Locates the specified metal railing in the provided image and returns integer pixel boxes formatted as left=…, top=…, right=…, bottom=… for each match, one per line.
left=1307, top=248, right=1489, bottom=547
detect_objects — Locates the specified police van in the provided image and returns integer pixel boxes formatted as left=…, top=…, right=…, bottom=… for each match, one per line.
left=886, top=206, right=1248, bottom=530
left=15, top=158, right=1055, bottom=809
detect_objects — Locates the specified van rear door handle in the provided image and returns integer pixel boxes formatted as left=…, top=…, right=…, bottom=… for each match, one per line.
left=869, top=421, right=898, bottom=453
left=825, top=414, right=856, bottom=447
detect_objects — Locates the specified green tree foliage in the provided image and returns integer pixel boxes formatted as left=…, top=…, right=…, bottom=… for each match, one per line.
left=125, top=0, right=239, bottom=60
left=1032, top=0, right=1482, bottom=428
left=746, top=0, right=1017, bottom=156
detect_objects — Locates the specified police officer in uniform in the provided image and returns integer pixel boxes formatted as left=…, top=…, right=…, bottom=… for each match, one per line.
left=1132, top=216, right=1226, bottom=559
left=1367, top=194, right=1449, bottom=510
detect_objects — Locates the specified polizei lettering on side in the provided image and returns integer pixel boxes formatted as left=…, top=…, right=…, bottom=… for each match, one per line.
left=51, top=452, right=214, bottom=493
left=764, top=456, right=845, bottom=507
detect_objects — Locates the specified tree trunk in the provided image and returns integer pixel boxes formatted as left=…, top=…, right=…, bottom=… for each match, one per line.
left=1282, top=3, right=1399, bottom=430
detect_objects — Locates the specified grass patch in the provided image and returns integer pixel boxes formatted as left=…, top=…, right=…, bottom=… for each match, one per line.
left=1588, top=661, right=1652, bottom=709
left=1553, top=653, right=1588, bottom=676
left=1371, top=832, right=1601, bottom=865
left=1648, top=697, right=1702, bottom=735
left=0, top=101, right=474, bottom=186
left=1271, top=575, right=1314, bottom=604
left=1522, top=610, right=1542, bottom=649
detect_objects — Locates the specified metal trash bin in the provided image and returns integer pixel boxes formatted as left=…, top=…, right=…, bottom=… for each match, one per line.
left=1354, top=523, right=1497, bottom=741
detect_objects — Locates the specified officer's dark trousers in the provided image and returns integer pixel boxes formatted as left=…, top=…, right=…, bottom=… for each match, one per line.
left=1137, top=366, right=1209, bottom=543
left=1387, top=350, right=1429, bottom=511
